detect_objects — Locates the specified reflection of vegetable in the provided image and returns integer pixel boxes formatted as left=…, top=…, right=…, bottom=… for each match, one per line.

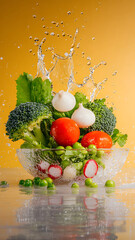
left=71, top=103, right=95, bottom=128
left=111, top=129, right=128, bottom=147
left=83, top=160, right=98, bottom=178
left=81, top=131, right=112, bottom=149
left=50, top=118, right=80, bottom=147
left=6, top=102, right=52, bottom=148
left=83, top=98, right=116, bottom=135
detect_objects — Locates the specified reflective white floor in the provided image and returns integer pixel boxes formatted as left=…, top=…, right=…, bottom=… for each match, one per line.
left=0, top=168, right=135, bottom=240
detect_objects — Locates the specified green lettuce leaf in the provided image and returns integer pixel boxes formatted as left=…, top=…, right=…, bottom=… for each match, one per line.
left=31, top=77, right=53, bottom=104
left=16, top=73, right=33, bottom=106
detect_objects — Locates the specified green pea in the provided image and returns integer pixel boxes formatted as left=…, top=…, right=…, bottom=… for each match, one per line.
left=45, top=177, right=53, bottom=184
left=71, top=183, right=79, bottom=189
left=1, top=181, right=8, bottom=185
left=85, top=178, right=93, bottom=187
left=96, top=150, right=105, bottom=158
left=61, top=160, right=70, bottom=169
left=105, top=180, right=115, bottom=188
left=66, top=146, right=72, bottom=150
left=23, top=179, right=33, bottom=187
left=90, top=182, right=98, bottom=188
left=33, top=177, right=41, bottom=185
left=19, top=180, right=25, bottom=185
left=55, top=146, right=65, bottom=155
left=47, top=183, right=56, bottom=190
left=39, top=179, right=48, bottom=187
left=73, top=142, right=87, bottom=154
left=88, top=144, right=97, bottom=155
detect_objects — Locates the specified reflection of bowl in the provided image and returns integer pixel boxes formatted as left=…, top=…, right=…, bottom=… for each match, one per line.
left=16, top=148, right=129, bottom=184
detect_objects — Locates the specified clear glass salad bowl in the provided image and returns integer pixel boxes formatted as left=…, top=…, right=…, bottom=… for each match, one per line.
left=16, top=148, right=129, bottom=185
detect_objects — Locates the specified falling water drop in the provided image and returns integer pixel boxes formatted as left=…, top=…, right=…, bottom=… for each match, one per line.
left=33, top=15, right=37, bottom=18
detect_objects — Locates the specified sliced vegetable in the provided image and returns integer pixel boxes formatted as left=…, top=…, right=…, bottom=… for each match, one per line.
left=37, top=161, right=50, bottom=173
left=83, top=159, right=98, bottom=178
left=48, top=164, right=63, bottom=180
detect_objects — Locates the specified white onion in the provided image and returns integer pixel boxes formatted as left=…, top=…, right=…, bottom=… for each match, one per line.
left=71, top=103, right=95, bottom=128
left=52, top=90, right=76, bottom=112
left=63, top=166, right=76, bottom=180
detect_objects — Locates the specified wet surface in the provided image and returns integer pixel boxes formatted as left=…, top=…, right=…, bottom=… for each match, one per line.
left=0, top=169, right=135, bottom=240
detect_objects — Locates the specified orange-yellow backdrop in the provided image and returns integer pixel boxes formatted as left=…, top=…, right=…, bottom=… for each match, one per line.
left=0, top=0, right=135, bottom=168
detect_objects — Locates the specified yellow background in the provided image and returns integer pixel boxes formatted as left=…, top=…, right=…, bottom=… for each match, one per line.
left=0, top=0, right=135, bottom=168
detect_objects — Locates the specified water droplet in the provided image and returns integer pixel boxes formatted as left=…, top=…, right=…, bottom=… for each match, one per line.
left=18, top=46, right=20, bottom=48
left=33, top=53, right=35, bottom=56
left=56, top=23, right=59, bottom=27
left=36, top=2, right=39, bottom=6
left=45, top=31, right=49, bottom=35
left=70, top=35, right=72, bottom=38
left=67, top=11, right=71, bottom=15
left=87, top=56, right=91, bottom=60
left=33, top=15, right=37, bottom=18
left=82, top=25, right=85, bottom=28
left=87, top=62, right=91, bottom=65
left=34, top=37, right=39, bottom=42
left=81, top=11, right=83, bottom=14
left=82, top=52, right=85, bottom=55
left=0, top=57, right=3, bottom=60
left=57, top=34, right=59, bottom=37
left=64, top=53, right=68, bottom=57
left=29, top=49, right=32, bottom=53
left=62, top=32, right=65, bottom=36
left=42, top=25, right=45, bottom=28
left=112, top=71, right=118, bottom=76
left=41, top=17, right=45, bottom=21
left=29, top=36, right=32, bottom=39
left=50, top=32, right=55, bottom=36
left=92, top=37, right=95, bottom=40
left=61, top=21, right=63, bottom=24
left=76, top=43, right=80, bottom=48
left=51, top=21, right=56, bottom=24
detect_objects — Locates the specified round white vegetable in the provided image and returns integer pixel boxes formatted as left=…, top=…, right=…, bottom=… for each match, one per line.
left=63, top=166, right=76, bottom=181
left=52, top=90, right=76, bottom=112
left=71, top=103, right=95, bottom=128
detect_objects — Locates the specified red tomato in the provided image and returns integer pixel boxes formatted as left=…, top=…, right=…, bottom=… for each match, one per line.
left=50, top=118, right=80, bottom=147
left=81, top=131, right=112, bottom=149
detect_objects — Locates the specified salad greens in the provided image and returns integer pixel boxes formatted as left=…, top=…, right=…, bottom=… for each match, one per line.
left=111, top=129, right=128, bottom=147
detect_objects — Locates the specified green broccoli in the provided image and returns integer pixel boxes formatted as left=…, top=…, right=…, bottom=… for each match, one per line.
left=82, top=98, right=116, bottom=135
left=6, top=102, right=52, bottom=148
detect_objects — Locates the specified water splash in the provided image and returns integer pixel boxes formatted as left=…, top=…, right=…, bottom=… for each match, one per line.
left=36, top=29, right=108, bottom=101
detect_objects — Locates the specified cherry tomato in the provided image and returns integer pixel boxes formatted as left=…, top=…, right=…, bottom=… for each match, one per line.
left=81, top=131, right=112, bottom=149
left=50, top=118, right=80, bottom=147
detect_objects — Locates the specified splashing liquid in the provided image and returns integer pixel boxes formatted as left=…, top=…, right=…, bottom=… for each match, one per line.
left=36, top=29, right=108, bottom=101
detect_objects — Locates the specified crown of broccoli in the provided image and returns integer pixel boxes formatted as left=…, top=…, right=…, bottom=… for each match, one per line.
left=6, top=102, right=52, bottom=148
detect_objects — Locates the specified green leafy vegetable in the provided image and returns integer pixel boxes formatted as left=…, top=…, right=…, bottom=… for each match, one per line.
left=31, top=77, right=53, bottom=104
left=16, top=73, right=52, bottom=106
left=16, top=73, right=33, bottom=106
left=111, top=129, right=128, bottom=147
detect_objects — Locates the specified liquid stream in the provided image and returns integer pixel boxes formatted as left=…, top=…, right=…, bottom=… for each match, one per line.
left=36, top=29, right=109, bottom=102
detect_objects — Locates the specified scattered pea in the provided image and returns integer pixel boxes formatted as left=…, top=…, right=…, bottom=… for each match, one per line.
left=1, top=181, right=8, bottom=185
left=85, top=178, right=93, bottom=187
left=39, top=179, right=48, bottom=187
left=90, top=182, right=98, bottom=188
left=23, top=179, right=33, bottom=187
left=33, top=177, right=41, bottom=185
left=71, top=183, right=79, bottom=188
left=105, top=180, right=115, bottom=188
left=19, top=180, right=25, bottom=185
left=47, top=183, right=56, bottom=190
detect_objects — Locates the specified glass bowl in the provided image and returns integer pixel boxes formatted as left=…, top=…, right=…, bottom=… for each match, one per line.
left=16, top=148, right=129, bottom=185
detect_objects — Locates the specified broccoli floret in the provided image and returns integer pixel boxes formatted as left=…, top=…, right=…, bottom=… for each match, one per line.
left=83, top=98, right=116, bottom=135
left=6, top=102, right=52, bottom=148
